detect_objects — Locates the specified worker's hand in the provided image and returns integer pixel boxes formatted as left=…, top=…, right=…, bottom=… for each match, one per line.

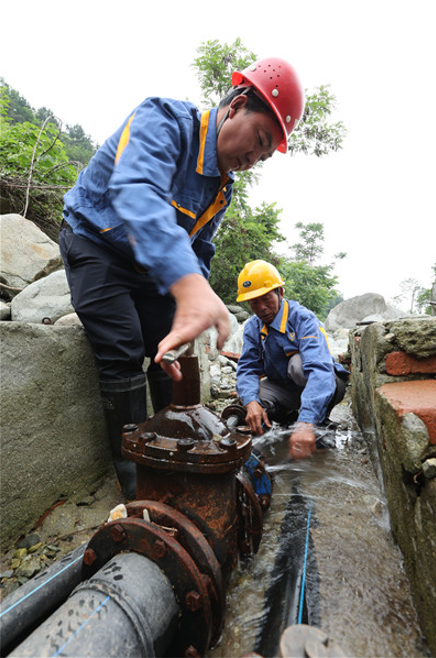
left=288, top=422, right=316, bottom=460
left=155, top=273, right=231, bottom=380
left=245, top=401, right=272, bottom=435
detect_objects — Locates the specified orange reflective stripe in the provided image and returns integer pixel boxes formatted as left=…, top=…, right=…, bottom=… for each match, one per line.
left=319, top=326, right=332, bottom=354
left=115, top=113, right=136, bottom=165
left=171, top=200, right=196, bottom=220
left=196, top=110, right=210, bottom=175
left=189, top=186, right=227, bottom=237
left=279, top=300, right=289, bottom=333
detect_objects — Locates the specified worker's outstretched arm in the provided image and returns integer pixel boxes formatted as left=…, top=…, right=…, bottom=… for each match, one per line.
left=155, top=273, right=230, bottom=380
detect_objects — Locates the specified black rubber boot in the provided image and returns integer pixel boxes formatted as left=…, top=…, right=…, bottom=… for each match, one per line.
left=147, top=367, right=173, bottom=414
left=262, top=401, right=299, bottom=427
left=99, top=374, right=147, bottom=500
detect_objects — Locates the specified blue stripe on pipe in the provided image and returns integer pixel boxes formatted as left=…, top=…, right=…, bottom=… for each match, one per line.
left=0, top=555, right=83, bottom=617
left=298, top=503, right=312, bottom=624
left=51, top=595, right=111, bottom=657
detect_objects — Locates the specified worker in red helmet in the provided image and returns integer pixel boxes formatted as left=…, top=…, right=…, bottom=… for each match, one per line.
left=236, top=261, right=349, bottom=460
left=59, top=58, right=305, bottom=498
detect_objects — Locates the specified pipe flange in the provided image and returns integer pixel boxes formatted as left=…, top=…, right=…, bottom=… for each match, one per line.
left=126, top=500, right=225, bottom=646
left=82, top=517, right=213, bottom=656
left=236, top=470, right=264, bottom=558
left=221, top=403, right=247, bottom=426
left=123, top=424, right=252, bottom=474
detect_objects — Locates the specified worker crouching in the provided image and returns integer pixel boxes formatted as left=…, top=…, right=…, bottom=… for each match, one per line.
left=235, top=260, right=350, bottom=459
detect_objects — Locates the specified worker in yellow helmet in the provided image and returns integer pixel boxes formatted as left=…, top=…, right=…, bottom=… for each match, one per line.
left=236, top=260, right=349, bottom=459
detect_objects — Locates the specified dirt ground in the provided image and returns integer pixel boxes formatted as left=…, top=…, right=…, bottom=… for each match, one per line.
left=0, top=473, right=125, bottom=601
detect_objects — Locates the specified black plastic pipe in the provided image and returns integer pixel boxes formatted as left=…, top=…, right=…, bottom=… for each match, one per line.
left=7, top=552, right=179, bottom=658
left=254, top=488, right=320, bottom=658
left=0, top=542, right=87, bottom=654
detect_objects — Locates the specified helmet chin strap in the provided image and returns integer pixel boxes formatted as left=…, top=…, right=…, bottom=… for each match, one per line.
left=216, top=108, right=230, bottom=138
left=216, top=88, right=251, bottom=138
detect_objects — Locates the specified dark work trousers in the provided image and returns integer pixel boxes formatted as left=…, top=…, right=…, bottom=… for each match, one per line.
left=259, top=353, right=348, bottom=424
left=59, top=225, right=176, bottom=381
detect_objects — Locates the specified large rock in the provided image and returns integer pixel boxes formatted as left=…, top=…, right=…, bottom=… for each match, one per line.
left=325, top=293, right=403, bottom=332
left=0, top=214, right=63, bottom=300
left=0, top=322, right=112, bottom=549
left=11, top=270, right=74, bottom=323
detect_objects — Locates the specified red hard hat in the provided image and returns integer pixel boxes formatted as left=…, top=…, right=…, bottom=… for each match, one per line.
left=232, top=57, right=305, bottom=153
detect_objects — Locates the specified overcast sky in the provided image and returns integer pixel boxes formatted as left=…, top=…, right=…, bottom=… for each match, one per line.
left=2, top=0, right=435, bottom=307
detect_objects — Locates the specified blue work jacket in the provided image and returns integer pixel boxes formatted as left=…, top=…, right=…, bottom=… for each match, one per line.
left=236, top=298, right=349, bottom=425
left=63, top=98, right=233, bottom=294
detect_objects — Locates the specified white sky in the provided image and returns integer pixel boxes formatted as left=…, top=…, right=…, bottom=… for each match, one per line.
left=1, top=0, right=435, bottom=306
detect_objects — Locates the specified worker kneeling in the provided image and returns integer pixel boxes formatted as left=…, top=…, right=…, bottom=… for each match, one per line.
left=236, top=260, right=350, bottom=460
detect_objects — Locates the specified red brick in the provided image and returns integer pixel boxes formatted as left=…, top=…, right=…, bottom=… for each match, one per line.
left=377, top=380, right=436, bottom=444
left=220, top=351, right=240, bottom=362
left=385, top=351, right=436, bottom=376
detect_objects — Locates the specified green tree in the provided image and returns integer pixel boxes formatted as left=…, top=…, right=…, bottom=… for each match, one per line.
left=0, top=79, right=97, bottom=167
left=279, top=221, right=345, bottom=319
left=0, top=87, right=79, bottom=239
left=394, top=264, right=436, bottom=315
left=209, top=199, right=284, bottom=304
left=291, top=222, right=325, bottom=265
left=393, top=278, right=424, bottom=314
left=0, top=80, right=97, bottom=239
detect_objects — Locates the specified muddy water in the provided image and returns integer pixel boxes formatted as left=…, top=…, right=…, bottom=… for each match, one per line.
left=208, top=398, right=430, bottom=658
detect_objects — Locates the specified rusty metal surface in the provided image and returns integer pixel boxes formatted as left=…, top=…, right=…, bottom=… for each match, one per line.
left=221, top=401, right=247, bottom=427
left=236, top=470, right=264, bottom=558
left=135, top=469, right=239, bottom=574
left=127, top=500, right=225, bottom=646
left=171, top=354, right=201, bottom=406
left=122, top=415, right=252, bottom=473
left=82, top=517, right=213, bottom=656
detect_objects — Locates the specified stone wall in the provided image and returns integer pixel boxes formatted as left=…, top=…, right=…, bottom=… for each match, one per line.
left=0, top=322, right=112, bottom=550
left=349, top=316, right=436, bottom=654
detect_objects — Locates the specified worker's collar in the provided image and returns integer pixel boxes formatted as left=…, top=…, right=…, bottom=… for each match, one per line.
left=260, top=299, right=289, bottom=336
left=196, top=108, right=234, bottom=182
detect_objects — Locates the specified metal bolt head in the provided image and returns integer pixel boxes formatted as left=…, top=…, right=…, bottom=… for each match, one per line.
left=152, top=539, right=168, bottom=559
left=185, top=590, right=202, bottom=612
left=110, top=523, right=127, bottom=543
left=83, top=548, right=98, bottom=566
left=123, top=424, right=138, bottom=433
left=141, top=432, right=156, bottom=443
left=219, top=437, right=237, bottom=450
left=177, top=438, right=195, bottom=452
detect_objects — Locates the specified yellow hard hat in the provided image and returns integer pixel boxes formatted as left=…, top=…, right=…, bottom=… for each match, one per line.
left=237, top=260, right=284, bottom=302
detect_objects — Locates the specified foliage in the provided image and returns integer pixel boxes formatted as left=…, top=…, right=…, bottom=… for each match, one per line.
left=278, top=259, right=340, bottom=320
left=290, top=221, right=325, bottom=265
left=393, top=264, right=436, bottom=315
left=0, top=85, right=81, bottom=238
left=0, top=79, right=97, bottom=167
left=289, top=85, right=346, bottom=157
left=209, top=198, right=284, bottom=304
left=279, top=221, right=345, bottom=319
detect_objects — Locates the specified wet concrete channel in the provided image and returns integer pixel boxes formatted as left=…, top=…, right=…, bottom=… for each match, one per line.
left=208, top=396, right=431, bottom=658
left=0, top=394, right=432, bottom=657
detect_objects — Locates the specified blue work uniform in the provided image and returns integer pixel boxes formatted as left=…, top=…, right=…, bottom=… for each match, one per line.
left=59, top=97, right=233, bottom=379
left=236, top=298, right=349, bottom=425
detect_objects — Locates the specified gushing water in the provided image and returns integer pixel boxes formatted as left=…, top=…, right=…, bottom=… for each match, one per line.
left=208, top=398, right=430, bottom=658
